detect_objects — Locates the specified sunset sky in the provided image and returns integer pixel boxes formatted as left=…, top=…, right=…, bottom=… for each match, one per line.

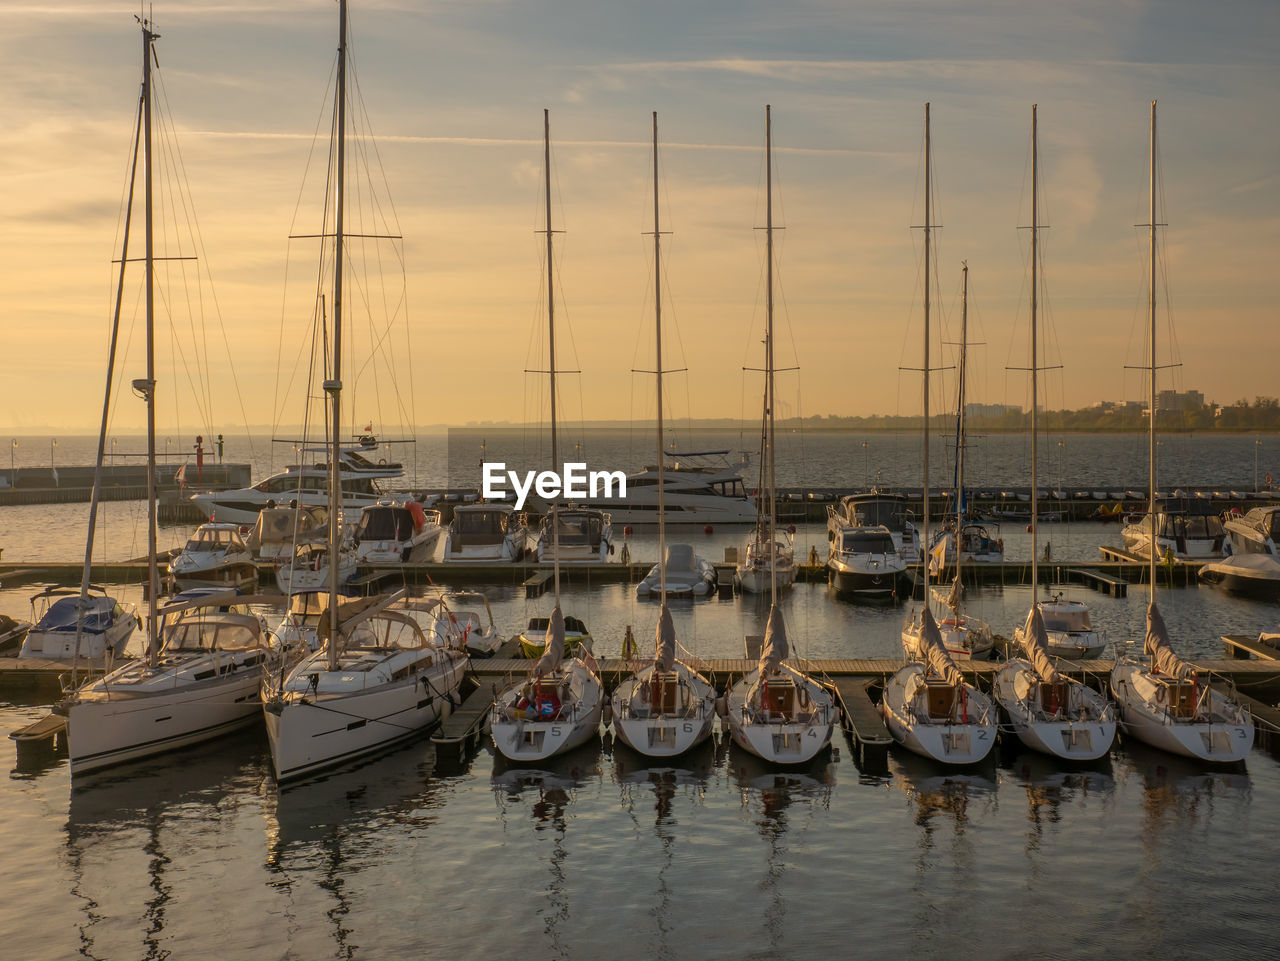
left=2, top=0, right=1277, bottom=435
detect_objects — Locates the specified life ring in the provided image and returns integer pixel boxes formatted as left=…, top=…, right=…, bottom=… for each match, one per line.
left=797, top=686, right=812, bottom=709
left=1155, top=685, right=1166, bottom=705
left=1267, top=472, right=1274, bottom=486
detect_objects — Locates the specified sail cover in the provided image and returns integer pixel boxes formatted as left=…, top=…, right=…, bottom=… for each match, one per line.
left=757, top=604, right=789, bottom=678
left=1144, top=602, right=1194, bottom=678
left=1020, top=606, right=1061, bottom=683
left=920, top=607, right=963, bottom=686
left=535, top=604, right=565, bottom=675
left=654, top=604, right=676, bottom=673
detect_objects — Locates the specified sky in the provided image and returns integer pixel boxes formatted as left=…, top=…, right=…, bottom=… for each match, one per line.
left=2, top=0, right=1277, bottom=435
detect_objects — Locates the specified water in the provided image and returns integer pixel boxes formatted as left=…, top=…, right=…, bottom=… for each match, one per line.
left=2, top=431, right=1279, bottom=959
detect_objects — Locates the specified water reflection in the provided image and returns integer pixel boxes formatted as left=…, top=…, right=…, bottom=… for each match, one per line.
left=1004, top=750, right=1116, bottom=854
left=64, top=737, right=267, bottom=961
left=265, top=743, right=446, bottom=959
left=1123, top=740, right=1251, bottom=833
left=889, top=749, right=998, bottom=833
left=490, top=741, right=602, bottom=961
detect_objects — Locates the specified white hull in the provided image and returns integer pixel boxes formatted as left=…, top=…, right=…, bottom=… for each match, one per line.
left=735, top=562, right=797, bottom=594
left=903, top=612, right=994, bottom=661
left=880, top=663, right=996, bottom=765
left=265, top=650, right=466, bottom=782
left=20, top=617, right=136, bottom=660
left=193, top=489, right=386, bottom=526
left=442, top=535, right=527, bottom=564
left=490, top=659, right=604, bottom=762
left=611, top=663, right=716, bottom=757
left=724, top=665, right=834, bottom=765
left=355, top=525, right=441, bottom=564
left=64, top=652, right=272, bottom=775
left=1110, top=661, right=1253, bottom=763
left=276, top=553, right=358, bottom=594
left=993, top=660, right=1116, bottom=761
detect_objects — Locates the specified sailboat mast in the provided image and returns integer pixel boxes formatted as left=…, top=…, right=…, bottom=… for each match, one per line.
left=1030, top=104, right=1039, bottom=597
left=921, top=102, right=931, bottom=601
left=544, top=109, right=560, bottom=601
left=1148, top=99, right=1157, bottom=602
left=142, top=21, right=160, bottom=665
left=955, top=262, right=967, bottom=590
left=766, top=104, right=777, bottom=607
left=326, top=0, right=348, bottom=672
left=653, top=111, right=666, bottom=600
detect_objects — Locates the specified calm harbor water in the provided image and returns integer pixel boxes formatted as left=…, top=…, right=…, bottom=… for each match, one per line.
left=1, top=430, right=1278, bottom=959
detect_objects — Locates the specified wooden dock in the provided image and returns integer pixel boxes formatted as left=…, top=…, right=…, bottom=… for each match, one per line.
left=829, top=677, right=893, bottom=768
left=1222, top=633, right=1280, bottom=660
left=0, top=655, right=118, bottom=693
left=1066, top=567, right=1128, bottom=597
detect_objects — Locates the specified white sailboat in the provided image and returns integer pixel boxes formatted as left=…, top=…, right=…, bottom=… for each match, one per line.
left=901, top=108, right=990, bottom=661
left=736, top=361, right=796, bottom=592
left=490, top=109, right=604, bottom=764
left=724, top=106, right=835, bottom=766
left=995, top=105, right=1116, bottom=763
left=1109, top=101, right=1253, bottom=764
left=611, top=113, right=718, bottom=759
left=262, top=0, right=466, bottom=783
left=59, top=19, right=286, bottom=775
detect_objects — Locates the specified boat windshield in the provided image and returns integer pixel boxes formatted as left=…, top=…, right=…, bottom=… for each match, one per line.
left=358, top=507, right=414, bottom=541
left=845, top=497, right=906, bottom=530
left=840, top=531, right=896, bottom=554
left=546, top=513, right=602, bottom=545
left=184, top=527, right=242, bottom=552
left=163, top=616, right=263, bottom=652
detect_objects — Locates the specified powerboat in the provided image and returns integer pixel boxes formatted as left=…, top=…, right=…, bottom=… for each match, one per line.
left=167, top=522, right=258, bottom=592
left=535, top=506, right=614, bottom=563
left=244, top=503, right=330, bottom=562
left=432, top=590, right=502, bottom=657
left=275, top=541, right=357, bottom=596
left=1029, top=593, right=1106, bottom=659
left=1199, top=506, right=1280, bottom=599
left=551, top=450, right=757, bottom=526
left=190, top=443, right=405, bottom=525
left=353, top=497, right=443, bottom=564
left=1122, top=498, right=1225, bottom=560
left=519, top=612, right=592, bottom=660
left=826, top=491, right=921, bottom=562
left=443, top=503, right=530, bottom=563
left=927, top=521, right=1003, bottom=575
left=636, top=543, right=717, bottom=597
left=827, top=525, right=905, bottom=599
left=20, top=586, right=138, bottom=660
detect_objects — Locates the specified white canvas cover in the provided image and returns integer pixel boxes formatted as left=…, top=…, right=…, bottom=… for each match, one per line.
left=757, top=604, right=789, bottom=679
left=919, top=607, right=963, bottom=686
left=535, top=604, right=566, bottom=676
left=1019, top=606, right=1061, bottom=683
left=654, top=604, right=676, bottom=673
left=1145, top=602, right=1194, bottom=678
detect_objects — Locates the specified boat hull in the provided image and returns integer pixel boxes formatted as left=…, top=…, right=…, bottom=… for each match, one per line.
left=1110, top=662, right=1253, bottom=763
left=880, top=663, right=996, bottom=765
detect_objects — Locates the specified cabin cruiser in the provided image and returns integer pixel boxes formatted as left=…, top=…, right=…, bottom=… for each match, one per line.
left=636, top=544, right=717, bottom=597
left=245, top=503, right=330, bottom=562
left=167, top=522, right=258, bottom=592
left=1025, top=593, right=1106, bottom=659
left=826, top=491, right=921, bottom=562
left=927, top=521, right=1003, bottom=575
left=276, top=542, right=358, bottom=596
left=19, top=587, right=139, bottom=660
left=436, top=591, right=502, bottom=657
left=354, top=498, right=443, bottom=563
left=190, top=443, right=404, bottom=525
left=1122, top=498, right=1225, bottom=560
left=519, top=613, right=592, bottom=660
left=536, top=507, right=614, bottom=563
left=443, top=502, right=530, bottom=563
left=1199, top=506, right=1280, bottom=599
left=558, top=450, right=757, bottom=525
left=827, top=525, right=905, bottom=600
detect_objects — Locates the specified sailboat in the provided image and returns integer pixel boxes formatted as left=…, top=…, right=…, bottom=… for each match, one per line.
left=489, top=110, right=604, bottom=763
left=913, top=264, right=994, bottom=659
left=262, top=0, right=467, bottom=783
left=736, top=371, right=796, bottom=593
left=1109, top=102, right=1253, bottom=763
left=884, top=104, right=996, bottom=766
left=723, top=107, right=835, bottom=766
left=57, top=19, right=288, bottom=775
left=610, top=113, right=718, bottom=759
left=900, top=111, right=991, bottom=663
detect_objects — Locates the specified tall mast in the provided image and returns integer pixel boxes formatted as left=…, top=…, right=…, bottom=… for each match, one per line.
left=325, top=0, right=348, bottom=672
left=955, top=261, right=968, bottom=593
left=142, top=20, right=160, bottom=665
left=1148, top=100, right=1157, bottom=603
left=544, top=108, right=560, bottom=602
left=652, top=111, right=666, bottom=600
left=1030, top=104, right=1039, bottom=598
left=765, top=104, right=777, bottom=608
left=921, top=103, right=931, bottom=602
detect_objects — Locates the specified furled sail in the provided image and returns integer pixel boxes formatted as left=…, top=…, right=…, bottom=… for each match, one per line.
left=1020, top=605, right=1061, bottom=683
left=758, top=604, right=789, bottom=678
left=1144, top=601, right=1194, bottom=678
left=654, top=603, right=675, bottom=673
left=535, top=604, right=566, bottom=675
left=920, top=607, right=963, bottom=686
